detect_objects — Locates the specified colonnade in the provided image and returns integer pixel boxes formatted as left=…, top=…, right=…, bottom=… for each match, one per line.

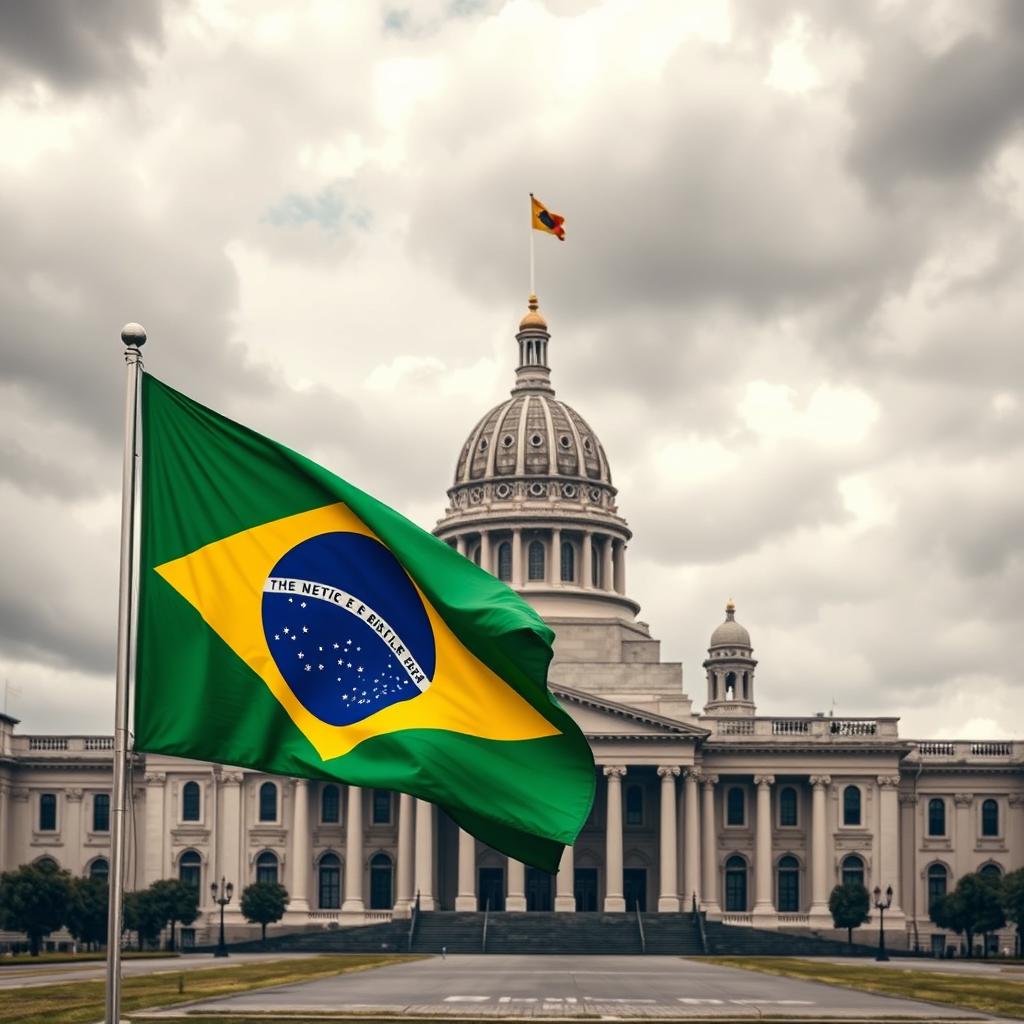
left=279, top=771, right=902, bottom=921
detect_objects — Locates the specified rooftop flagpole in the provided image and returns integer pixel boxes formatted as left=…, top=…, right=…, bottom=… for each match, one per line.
left=105, top=322, right=146, bottom=1024
left=528, top=192, right=536, bottom=297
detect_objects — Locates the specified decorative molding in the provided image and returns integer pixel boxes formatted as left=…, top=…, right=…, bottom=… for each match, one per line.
left=65, top=788, right=84, bottom=802
left=877, top=775, right=901, bottom=789
left=701, top=773, right=719, bottom=789
left=144, top=771, right=166, bottom=785
left=684, top=767, right=703, bottom=782
left=1008, top=794, right=1024, bottom=808
left=809, top=775, right=831, bottom=788
left=899, top=793, right=918, bottom=805
left=657, top=766, right=681, bottom=779
left=603, top=765, right=627, bottom=779
left=11, top=787, right=29, bottom=802
left=221, top=771, right=244, bottom=786
left=953, top=792, right=974, bottom=807
left=753, top=774, right=775, bottom=788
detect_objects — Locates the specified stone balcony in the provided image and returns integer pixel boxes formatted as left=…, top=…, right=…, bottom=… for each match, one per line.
left=904, top=739, right=1024, bottom=763
left=703, top=717, right=900, bottom=741
left=7, top=735, right=115, bottom=758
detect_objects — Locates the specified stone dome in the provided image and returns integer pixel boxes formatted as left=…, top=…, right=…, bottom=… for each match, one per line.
left=709, top=601, right=752, bottom=649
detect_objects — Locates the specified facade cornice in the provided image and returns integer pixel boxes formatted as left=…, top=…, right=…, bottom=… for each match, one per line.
left=702, top=741, right=911, bottom=756
left=436, top=507, right=631, bottom=538
left=553, top=684, right=709, bottom=738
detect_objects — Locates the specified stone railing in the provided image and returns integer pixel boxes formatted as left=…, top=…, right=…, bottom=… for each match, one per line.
left=718, top=913, right=753, bottom=926
left=706, top=718, right=898, bottom=741
left=777, top=913, right=810, bottom=926
left=910, top=740, right=1020, bottom=760
left=19, top=736, right=115, bottom=755
left=305, top=909, right=392, bottom=925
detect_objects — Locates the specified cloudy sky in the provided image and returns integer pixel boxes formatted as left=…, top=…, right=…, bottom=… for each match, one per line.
left=2, top=0, right=1022, bottom=739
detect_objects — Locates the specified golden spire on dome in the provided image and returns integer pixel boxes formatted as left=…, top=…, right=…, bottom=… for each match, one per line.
left=726, top=598, right=736, bottom=616
left=519, top=293, right=548, bottom=331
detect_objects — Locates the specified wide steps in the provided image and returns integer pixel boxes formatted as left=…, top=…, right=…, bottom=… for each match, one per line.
left=412, top=912, right=484, bottom=954
left=483, top=912, right=642, bottom=955
left=704, top=921, right=886, bottom=958
left=640, top=912, right=705, bottom=955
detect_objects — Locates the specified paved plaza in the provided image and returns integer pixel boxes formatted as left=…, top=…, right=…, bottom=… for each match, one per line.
left=177, top=954, right=1001, bottom=1018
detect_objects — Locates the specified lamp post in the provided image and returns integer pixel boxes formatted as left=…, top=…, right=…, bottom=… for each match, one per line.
left=211, top=877, right=234, bottom=958
left=873, top=884, right=893, bottom=962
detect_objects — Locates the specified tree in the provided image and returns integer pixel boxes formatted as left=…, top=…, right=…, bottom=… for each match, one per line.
left=930, top=873, right=1006, bottom=957
left=1001, top=869, right=1024, bottom=957
left=0, top=861, right=72, bottom=955
left=148, top=879, right=199, bottom=951
left=828, top=882, right=870, bottom=944
left=124, top=890, right=164, bottom=951
left=240, top=882, right=289, bottom=943
left=65, top=877, right=109, bottom=949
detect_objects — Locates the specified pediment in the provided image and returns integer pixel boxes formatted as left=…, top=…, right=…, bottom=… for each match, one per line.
left=552, top=685, right=709, bottom=739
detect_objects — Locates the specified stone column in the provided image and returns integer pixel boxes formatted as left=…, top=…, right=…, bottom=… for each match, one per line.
left=613, top=540, right=626, bottom=595
left=455, top=535, right=467, bottom=557
left=555, top=843, right=575, bottom=912
left=414, top=798, right=435, bottom=910
left=898, top=792, right=917, bottom=938
left=342, top=785, right=365, bottom=913
left=582, top=530, right=593, bottom=589
left=394, top=792, right=414, bottom=917
left=511, top=528, right=524, bottom=587
left=143, top=772, right=167, bottom=886
left=752, top=775, right=775, bottom=923
left=550, top=527, right=562, bottom=585
left=657, top=767, right=681, bottom=911
left=219, top=771, right=244, bottom=895
left=603, top=766, right=627, bottom=911
left=808, top=775, right=831, bottom=925
left=507, top=857, right=526, bottom=911
left=480, top=532, right=492, bottom=574
left=700, top=774, right=720, bottom=915
left=64, top=788, right=83, bottom=874
left=0, top=785, right=6, bottom=871
left=289, top=779, right=310, bottom=912
left=877, top=776, right=905, bottom=922
left=683, top=769, right=701, bottom=908
left=601, top=536, right=614, bottom=593
left=455, top=828, right=477, bottom=911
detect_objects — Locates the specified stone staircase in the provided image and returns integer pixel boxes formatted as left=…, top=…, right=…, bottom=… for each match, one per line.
left=641, top=912, right=706, bottom=955
left=411, top=912, right=484, bottom=954
left=219, top=918, right=411, bottom=954
left=703, top=921, right=888, bottom=957
left=481, top=912, right=643, bottom=954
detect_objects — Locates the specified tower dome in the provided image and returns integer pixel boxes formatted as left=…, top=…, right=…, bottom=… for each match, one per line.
left=709, top=600, right=751, bottom=649
left=703, top=600, right=758, bottom=717
left=435, top=296, right=638, bottom=621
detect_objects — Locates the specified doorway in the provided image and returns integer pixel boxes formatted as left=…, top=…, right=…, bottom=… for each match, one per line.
left=478, top=867, right=505, bottom=911
left=624, top=868, right=647, bottom=912
left=574, top=868, right=598, bottom=912
left=526, top=868, right=553, bottom=911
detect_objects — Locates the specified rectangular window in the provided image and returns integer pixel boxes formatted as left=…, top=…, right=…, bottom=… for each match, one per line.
left=726, top=787, right=745, bottom=826
left=39, top=793, right=57, bottom=832
left=93, top=793, right=110, bottom=832
left=372, top=790, right=392, bottom=824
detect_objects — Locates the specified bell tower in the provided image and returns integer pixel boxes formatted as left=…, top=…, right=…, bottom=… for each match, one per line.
left=703, top=600, right=757, bottom=716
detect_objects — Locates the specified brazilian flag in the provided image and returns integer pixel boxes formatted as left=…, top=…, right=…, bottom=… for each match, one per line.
left=135, top=375, right=594, bottom=871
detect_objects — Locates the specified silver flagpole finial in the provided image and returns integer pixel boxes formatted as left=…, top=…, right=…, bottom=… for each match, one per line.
left=121, top=323, right=147, bottom=347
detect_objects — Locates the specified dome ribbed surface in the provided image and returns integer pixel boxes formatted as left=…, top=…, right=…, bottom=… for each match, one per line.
left=710, top=604, right=751, bottom=649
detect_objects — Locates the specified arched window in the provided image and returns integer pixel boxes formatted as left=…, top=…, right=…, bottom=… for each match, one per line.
left=89, top=858, right=109, bottom=882
left=318, top=853, right=341, bottom=909
left=256, top=851, right=279, bottom=884
left=842, top=785, right=861, bottom=826
left=625, top=785, right=643, bottom=826
left=928, top=798, right=946, bottom=837
left=182, top=781, right=201, bottom=822
left=777, top=855, right=800, bottom=912
left=725, top=855, right=748, bottom=912
left=39, top=793, right=57, bottom=832
left=980, top=863, right=1002, bottom=882
left=527, top=540, right=545, bottom=581
left=93, top=793, right=110, bottom=833
left=497, top=542, right=512, bottom=582
left=927, top=863, right=948, bottom=909
left=725, top=672, right=736, bottom=700
left=841, top=854, right=864, bottom=888
left=321, top=784, right=340, bottom=824
left=259, top=782, right=277, bottom=822
left=560, top=541, right=575, bottom=582
left=370, top=852, right=393, bottom=909
left=179, top=850, right=201, bottom=891
left=726, top=787, right=745, bottom=826
left=981, top=799, right=999, bottom=837
left=779, top=787, right=798, bottom=828
left=372, top=790, right=392, bottom=824
left=35, top=856, right=58, bottom=871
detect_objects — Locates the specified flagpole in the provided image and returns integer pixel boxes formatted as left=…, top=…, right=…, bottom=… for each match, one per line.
left=528, top=192, right=536, bottom=297
left=105, top=323, right=145, bottom=1024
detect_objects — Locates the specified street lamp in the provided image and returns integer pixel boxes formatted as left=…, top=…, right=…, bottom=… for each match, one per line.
left=873, top=884, right=893, bottom=962
left=211, top=877, right=234, bottom=958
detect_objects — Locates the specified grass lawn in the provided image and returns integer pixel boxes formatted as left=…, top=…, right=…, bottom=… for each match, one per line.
left=707, top=956, right=1024, bottom=1020
left=0, top=951, right=179, bottom=967
left=0, top=953, right=422, bottom=1024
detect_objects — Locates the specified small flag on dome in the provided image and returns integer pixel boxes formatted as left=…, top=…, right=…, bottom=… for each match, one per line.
left=531, top=194, right=565, bottom=241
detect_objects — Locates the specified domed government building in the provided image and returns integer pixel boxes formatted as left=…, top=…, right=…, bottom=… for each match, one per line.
left=1, top=298, right=1021, bottom=954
